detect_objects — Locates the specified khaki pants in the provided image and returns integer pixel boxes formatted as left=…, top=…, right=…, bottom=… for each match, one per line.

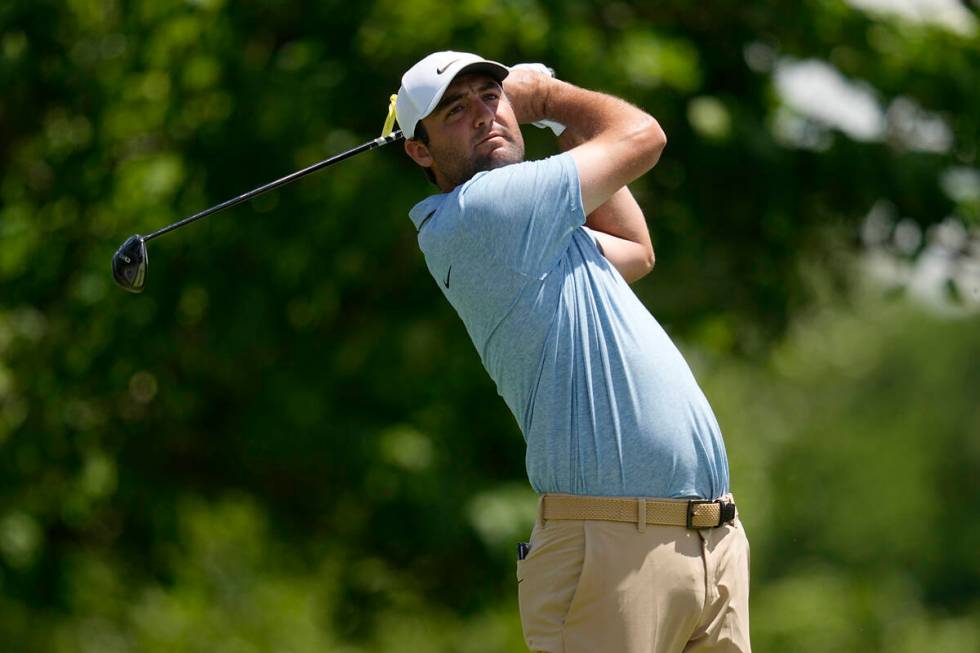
left=516, top=497, right=751, bottom=653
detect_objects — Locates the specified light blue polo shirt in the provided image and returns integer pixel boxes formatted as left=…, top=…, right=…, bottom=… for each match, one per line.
left=409, top=153, right=729, bottom=499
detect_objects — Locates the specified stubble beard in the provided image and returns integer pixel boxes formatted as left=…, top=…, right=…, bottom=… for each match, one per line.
left=437, top=138, right=525, bottom=189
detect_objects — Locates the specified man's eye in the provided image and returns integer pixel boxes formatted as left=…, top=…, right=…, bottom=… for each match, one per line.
left=484, top=93, right=499, bottom=102
left=447, top=105, right=463, bottom=116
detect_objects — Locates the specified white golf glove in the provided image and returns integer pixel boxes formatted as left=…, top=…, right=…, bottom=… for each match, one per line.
left=509, top=63, right=566, bottom=137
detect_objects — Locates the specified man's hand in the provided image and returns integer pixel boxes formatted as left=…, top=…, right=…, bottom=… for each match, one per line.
left=509, top=64, right=566, bottom=136
left=502, top=67, right=551, bottom=125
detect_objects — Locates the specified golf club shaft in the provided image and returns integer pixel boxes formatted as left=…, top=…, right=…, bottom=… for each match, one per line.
left=144, top=130, right=405, bottom=242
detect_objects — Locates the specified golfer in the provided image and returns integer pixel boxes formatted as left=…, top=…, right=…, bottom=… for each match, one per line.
left=395, top=51, right=750, bottom=653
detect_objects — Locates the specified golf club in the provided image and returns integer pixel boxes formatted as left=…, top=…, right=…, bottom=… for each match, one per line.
left=112, top=130, right=404, bottom=292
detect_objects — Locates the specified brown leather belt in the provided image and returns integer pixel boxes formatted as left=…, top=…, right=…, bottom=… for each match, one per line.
left=541, top=493, right=737, bottom=529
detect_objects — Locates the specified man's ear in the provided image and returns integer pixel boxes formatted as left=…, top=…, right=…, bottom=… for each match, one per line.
left=404, top=139, right=434, bottom=169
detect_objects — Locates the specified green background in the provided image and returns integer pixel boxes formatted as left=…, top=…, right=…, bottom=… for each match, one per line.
left=2, top=0, right=978, bottom=650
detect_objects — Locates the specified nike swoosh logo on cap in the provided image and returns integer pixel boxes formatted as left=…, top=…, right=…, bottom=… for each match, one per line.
left=436, top=59, right=460, bottom=75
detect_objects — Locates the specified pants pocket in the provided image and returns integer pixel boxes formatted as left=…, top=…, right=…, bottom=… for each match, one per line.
left=517, top=521, right=585, bottom=653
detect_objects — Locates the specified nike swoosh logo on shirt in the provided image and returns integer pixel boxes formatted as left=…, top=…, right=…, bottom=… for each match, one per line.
left=436, top=59, right=459, bottom=75
left=443, top=265, right=452, bottom=288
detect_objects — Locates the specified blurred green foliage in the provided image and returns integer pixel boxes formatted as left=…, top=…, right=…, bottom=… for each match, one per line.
left=1, top=0, right=978, bottom=651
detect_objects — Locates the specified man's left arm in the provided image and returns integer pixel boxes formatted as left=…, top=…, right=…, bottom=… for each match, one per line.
left=557, top=129, right=655, bottom=283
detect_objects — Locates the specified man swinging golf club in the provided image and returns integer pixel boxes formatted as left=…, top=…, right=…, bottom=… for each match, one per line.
left=397, top=51, right=751, bottom=653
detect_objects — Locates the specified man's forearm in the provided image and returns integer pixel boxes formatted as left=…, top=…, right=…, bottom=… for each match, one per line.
left=584, top=187, right=650, bottom=248
left=517, top=78, right=659, bottom=145
left=587, top=189, right=655, bottom=282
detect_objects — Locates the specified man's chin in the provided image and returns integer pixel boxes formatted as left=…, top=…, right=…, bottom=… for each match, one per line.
left=444, top=145, right=526, bottom=188
left=477, top=146, right=524, bottom=172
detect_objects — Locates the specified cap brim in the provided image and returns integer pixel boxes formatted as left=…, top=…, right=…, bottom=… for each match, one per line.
left=455, top=60, right=509, bottom=83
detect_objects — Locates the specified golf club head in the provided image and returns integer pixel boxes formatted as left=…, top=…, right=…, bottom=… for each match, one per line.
left=112, top=234, right=148, bottom=292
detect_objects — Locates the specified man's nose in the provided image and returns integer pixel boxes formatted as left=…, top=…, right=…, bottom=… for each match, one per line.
left=472, top=98, right=495, bottom=127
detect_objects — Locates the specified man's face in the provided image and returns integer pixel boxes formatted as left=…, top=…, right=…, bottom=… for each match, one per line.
left=406, top=73, right=525, bottom=190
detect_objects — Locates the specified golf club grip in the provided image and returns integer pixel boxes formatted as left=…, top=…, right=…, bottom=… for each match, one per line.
left=144, top=130, right=405, bottom=241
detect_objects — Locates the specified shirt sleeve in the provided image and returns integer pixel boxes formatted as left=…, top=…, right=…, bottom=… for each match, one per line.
left=457, top=152, right=586, bottom=278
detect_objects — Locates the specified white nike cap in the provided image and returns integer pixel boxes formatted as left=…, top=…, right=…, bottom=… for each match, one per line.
left=396, top=51, right=509, bottom=139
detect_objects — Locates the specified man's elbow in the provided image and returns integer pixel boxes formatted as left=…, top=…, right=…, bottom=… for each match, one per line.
left=623, top=246, right=655, bottom=283
left=636, top=118, right=667, bottom=167
left=637, top=246, right=656, bottom=279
